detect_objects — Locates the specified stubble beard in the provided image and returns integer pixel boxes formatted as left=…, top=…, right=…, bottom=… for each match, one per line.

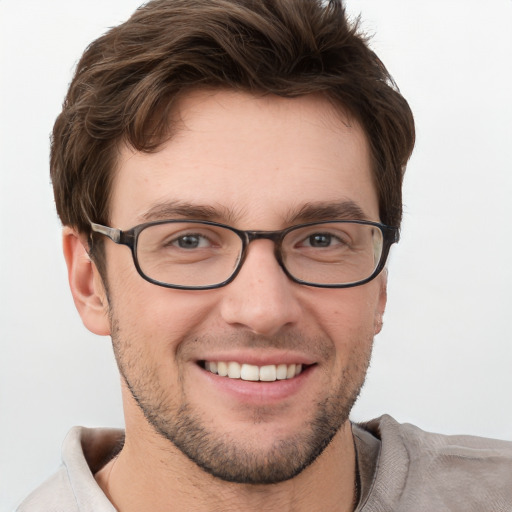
left=110, top=317, right=373, bottom=485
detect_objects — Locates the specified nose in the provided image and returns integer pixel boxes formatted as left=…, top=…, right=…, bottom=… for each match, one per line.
left=219, top=240, right=302, bottom=337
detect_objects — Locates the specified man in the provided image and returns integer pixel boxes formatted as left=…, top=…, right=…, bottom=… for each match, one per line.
left=17, top=0, right=512, bottom=510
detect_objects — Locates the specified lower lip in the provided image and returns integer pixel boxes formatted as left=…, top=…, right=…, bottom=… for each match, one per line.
left=194, top=364, right=315, bottom=405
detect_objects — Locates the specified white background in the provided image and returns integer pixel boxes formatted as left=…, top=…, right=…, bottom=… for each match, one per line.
left=1, top=1, right=511, bottom=509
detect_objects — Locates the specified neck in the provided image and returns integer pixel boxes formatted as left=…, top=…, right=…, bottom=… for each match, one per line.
left=95, top=420, right=358, bottom=512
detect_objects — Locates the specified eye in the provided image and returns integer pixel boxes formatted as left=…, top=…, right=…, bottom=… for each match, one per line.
left=302, top=232, right=343, bottom=248
left=171, top=233, right=212, bottom=249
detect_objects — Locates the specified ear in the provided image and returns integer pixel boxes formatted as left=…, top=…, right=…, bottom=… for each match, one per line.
left=62, top=227, right=111, bottom=336
left=374, top=269, right=388, bottom=335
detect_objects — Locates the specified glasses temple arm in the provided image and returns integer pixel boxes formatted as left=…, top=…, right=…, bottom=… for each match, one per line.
left=90, top=222, right=122, bottom=243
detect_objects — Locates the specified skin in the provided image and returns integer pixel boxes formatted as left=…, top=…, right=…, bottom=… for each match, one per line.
left=64, top=90, right=387, bottom=512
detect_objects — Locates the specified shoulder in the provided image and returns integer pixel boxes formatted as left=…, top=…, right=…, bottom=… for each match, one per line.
left=15, top=467, right=78, bottom=512
left=16, top=426, right=122, bottom=512
left=356, top=415, right=512, bottom=511
left=368, top=413, right=512, bottom=452
left=374, top=414, right=512, bottom=468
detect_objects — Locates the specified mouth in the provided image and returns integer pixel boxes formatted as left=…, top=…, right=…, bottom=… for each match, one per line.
left=200, top=361, right=308, bottom=382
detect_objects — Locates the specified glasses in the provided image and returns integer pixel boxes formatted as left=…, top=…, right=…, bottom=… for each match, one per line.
left=90, top=219, right=398, bottom=290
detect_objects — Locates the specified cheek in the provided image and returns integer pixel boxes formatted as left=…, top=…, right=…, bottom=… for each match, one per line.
left=300, top=284, right=384, bottom=378
left=304, top=284, right=383, bottom=337
left=108, top=265, right=223, bottom=354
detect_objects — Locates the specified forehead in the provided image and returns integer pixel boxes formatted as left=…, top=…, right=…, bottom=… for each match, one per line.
left=110, top=90, right=378, bottom=228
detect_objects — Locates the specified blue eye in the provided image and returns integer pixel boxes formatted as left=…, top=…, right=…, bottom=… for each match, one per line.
left=177, top=235, right=199, bottom=248
left=306, top=233, right=333, bottom=248
left=171, top=234, right=211, bottom=249
left=302, top=232, right=346, bottom=248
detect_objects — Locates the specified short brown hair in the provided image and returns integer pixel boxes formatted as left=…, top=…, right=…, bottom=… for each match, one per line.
left=51, top=0, right=414, bottom=238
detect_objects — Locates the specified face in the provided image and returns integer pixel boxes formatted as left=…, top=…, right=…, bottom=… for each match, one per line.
left=95, top=90, right=386, bottom=483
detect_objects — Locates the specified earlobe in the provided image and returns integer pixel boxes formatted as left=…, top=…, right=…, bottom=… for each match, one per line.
left=374, top=270, right=388, bottom=335
left=62, top=227, right=111, bottom=336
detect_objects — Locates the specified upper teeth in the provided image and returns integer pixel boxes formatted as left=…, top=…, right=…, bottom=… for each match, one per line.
left=204, top=361, right=303, bottom=382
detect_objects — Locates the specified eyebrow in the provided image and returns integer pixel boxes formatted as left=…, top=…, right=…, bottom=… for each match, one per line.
left=140, top=201, right=239, bottom=224
left=139, top=199, right=369, bottom=226
left=286, top=200, right=369, bottom=224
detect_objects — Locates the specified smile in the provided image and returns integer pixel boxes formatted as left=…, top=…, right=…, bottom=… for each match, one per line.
left=202, top=361, right=304, bottom=382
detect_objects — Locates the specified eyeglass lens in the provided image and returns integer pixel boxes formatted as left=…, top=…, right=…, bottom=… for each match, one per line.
left=135, top=221, right=384, bottom=288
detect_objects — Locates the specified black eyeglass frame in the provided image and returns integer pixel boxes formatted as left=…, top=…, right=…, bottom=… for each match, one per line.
left=90, top=219, right=399, bottom=290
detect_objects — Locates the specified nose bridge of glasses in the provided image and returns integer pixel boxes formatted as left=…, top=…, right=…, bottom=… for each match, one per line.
left=245, top=230, right=284, bottom=244
left=245, top=230, right=285, bottom=259
left=239, top=230, right=286, bottom=271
